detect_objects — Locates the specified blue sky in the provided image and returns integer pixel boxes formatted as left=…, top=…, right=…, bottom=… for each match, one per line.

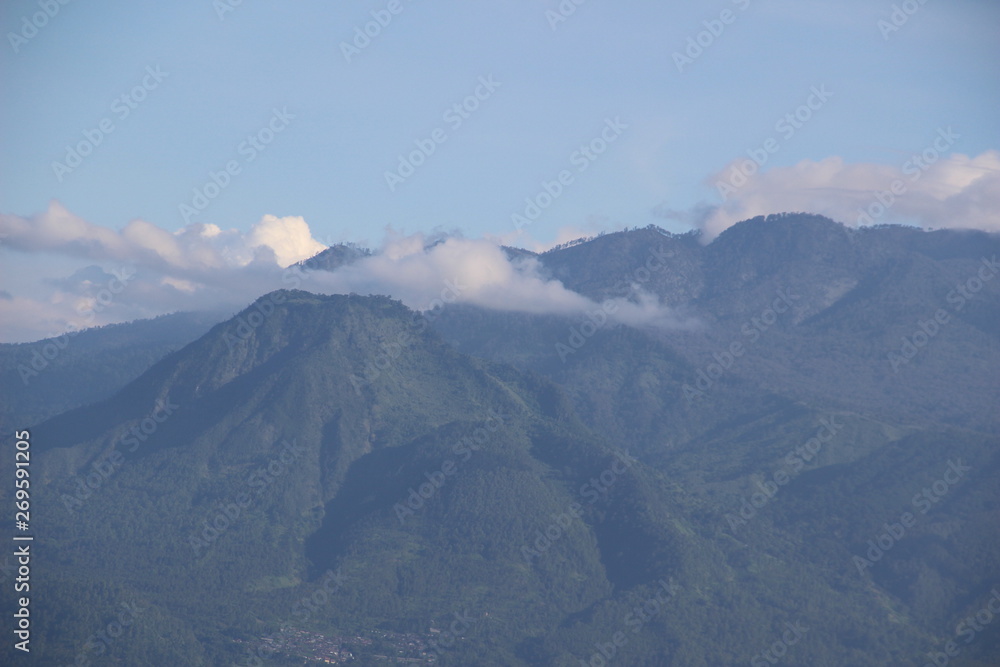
left=1, top=0, right=998, bottom=341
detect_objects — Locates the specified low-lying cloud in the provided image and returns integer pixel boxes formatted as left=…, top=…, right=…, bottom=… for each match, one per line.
left=0, top=203, right=684, bottom=342
left=671, top=149, right=1000, bottom=240
left=311, top=233, right=685, bottom=328
left=0, top=201, right=325, bottom=270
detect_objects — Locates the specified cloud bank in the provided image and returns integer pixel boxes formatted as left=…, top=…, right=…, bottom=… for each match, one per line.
left=307, top=233, right=684, bottom=329
left=683, top=149, right=1000, bottom=239
left=0, top=202, right=325, bottom=271
left=0, top=203, right=683, bottom=342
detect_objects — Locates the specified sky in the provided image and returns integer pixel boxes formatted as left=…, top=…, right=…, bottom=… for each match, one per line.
left=1, top=0, right=998, bottom=342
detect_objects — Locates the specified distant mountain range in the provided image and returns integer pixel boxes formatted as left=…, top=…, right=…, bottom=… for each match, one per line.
left=2, top=213, right=997, bottom=665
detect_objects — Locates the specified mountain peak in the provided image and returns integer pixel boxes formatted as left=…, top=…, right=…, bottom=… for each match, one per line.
left=712, top=212, right=849, bottom=243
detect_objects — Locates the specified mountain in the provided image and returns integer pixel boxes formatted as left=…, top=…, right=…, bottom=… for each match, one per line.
left=488, top=215, right=1000, bottom=434
left=12, top=214, right=998, bottom=436
left=12, top=292, right=686, bottom=664
left=3, top=214, right=998, bottom=665
left=299, top=242, right=372, bottom=272
left=0, top=310, right=224, bottom=437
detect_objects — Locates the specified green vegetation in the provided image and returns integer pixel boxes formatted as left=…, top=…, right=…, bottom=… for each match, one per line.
left=2, top=216, right=998, bottom=665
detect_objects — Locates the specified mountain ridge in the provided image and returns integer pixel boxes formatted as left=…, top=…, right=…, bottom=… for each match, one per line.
left=2, top=213, right=997, bottom=665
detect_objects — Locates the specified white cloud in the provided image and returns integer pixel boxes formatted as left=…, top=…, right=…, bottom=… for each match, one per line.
left=0, top=202, right=328, bottom=272
left=0, top=204, right=332, bottom=341
left=308, top=233, right=689, bottom=329
left=694, top=150, right=1000, bottom=239
left=0, top=205, right=688, bottom=342
left=247, top=214, right=327, bottom=267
